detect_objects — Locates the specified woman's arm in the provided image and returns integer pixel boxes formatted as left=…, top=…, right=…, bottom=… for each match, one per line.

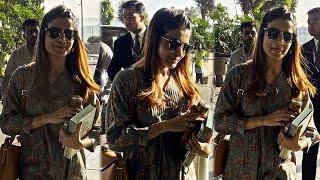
left=214, top=65, right=249, bottom=136
left=105, top=69, right=149, bottom=152
left=148, top=112, right=205, bottom=140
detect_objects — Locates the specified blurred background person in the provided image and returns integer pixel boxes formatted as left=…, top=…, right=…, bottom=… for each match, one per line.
left=107, top=0, right=147, bottom=82
left=227, top=21, right=257, bottom=72
left=2, top=18, right=40, bottom=103
left=194, top=43, right=207, bottom=84
left=301, top=7, right=320, bottom=180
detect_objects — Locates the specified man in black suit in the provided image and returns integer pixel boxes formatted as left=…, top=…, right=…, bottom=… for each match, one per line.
left=301, top=7, right=320, bottom=180
left=107, top=0, right=146, bottom=81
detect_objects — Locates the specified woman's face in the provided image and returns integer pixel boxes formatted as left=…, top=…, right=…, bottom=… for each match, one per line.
left=263, top=18, right=295, bottom=63
left=157, top=28, right=191, bottom=69
left=45, top=17, right=76, bottom=58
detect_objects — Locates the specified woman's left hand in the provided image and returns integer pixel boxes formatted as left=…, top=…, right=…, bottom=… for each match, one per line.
left=186, top=133, right=211, bottom=158
left=59, top=123, right=84, bottom=150
left=278, top=127, right=308, bottom=151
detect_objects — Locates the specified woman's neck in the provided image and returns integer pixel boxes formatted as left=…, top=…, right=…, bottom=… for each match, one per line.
left=265, top=58, right=282, bottom=84
left=158, top=67, right=171, bottom=89
left=48, top=55, right=66, bottom=83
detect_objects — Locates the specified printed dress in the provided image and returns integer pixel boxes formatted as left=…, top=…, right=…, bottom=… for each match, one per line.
left=214, top=62, right=319, bottom=180
left=106, top=67, right=205, bottom=180
left=0, top=64, right=100, bottom=180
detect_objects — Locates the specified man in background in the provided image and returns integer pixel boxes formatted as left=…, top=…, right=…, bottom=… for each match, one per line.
left=227, top=21, right=257, bottom=72
left=301, top=7, right=320, bottom=180
left=2, top=18, right=39, bottom=100
left=107, top=0, right=147, bottom=81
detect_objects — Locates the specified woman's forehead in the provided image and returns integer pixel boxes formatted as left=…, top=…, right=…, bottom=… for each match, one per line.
left=47, top=17, right=75, bottom=29
left=267, top=19, right=295, bottom=32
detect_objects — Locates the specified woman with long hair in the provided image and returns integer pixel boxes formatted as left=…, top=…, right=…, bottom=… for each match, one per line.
left=0, top=5, right=100, bottom=179
left=106, top=8, right=213, bottom=179
left=214, top=7, right=320, bottom=179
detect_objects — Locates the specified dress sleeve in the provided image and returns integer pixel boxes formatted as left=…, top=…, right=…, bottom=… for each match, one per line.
left=2, top=52, right=18, bottom=99
left=105, top=69, right=148, bottom=152
left=214, top=64, right=248, bottom=136
left=0, top=66, right=33, bottom=136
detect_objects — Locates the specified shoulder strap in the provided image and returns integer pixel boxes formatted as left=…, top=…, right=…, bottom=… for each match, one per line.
left=129, top=69, right=137, bottom=120
left=20, top=65, right=31, bottom=114
left=233, top=64, right=249, bottom=111
left=8, top=65, right=31, bottom=142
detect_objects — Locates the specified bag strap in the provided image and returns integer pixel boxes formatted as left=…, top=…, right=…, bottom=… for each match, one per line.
left=20, top=65, right=31, bottom=114
left=215, top=64, right=249, bottom=144
left=9, top=65, right=31, bottom=142
left=129, top=69, right=137, bottom=120
left=233, top=64, right=249, bottom=111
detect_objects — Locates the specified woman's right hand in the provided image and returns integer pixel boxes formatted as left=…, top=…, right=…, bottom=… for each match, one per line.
left=166, top=112, right=206, bottom=132
left=31, top=106, right=79, bottom=130
left=261, top=109, right=296, bottom=127
left=45, top=106, right=79, bottom=124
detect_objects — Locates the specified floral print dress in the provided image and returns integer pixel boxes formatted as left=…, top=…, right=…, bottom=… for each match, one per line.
left=106, top=67, right=205, bottom=180
left=214, top=62, right=319, bottom=180
left=0, top=64, right=100, bottom=180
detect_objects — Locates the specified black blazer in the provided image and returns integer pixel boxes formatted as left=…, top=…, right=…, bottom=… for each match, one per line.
left=301, top=39, right=320, bottom=104
left=107, top=31, right=145, bottom=81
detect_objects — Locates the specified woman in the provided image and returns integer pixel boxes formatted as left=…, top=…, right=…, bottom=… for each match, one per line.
left=0, top=5, right=100, bottom=179
left=105, top=8, right=212, bottom=179
left=214, top=7, right=320, bottom=179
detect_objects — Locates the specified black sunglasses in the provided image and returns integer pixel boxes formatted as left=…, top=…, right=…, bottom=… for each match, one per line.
left=264, top=27, right=296, bottom=43
left=161, top=36, right=193, bottom=54
left=46, top=27, right=77, bottom=40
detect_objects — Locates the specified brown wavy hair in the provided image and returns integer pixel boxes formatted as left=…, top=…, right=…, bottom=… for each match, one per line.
left=136, top=8, right=200, bottom=108
left=248, top=7, right=316, bottom=96
left=34, top=5, right=99, bottom=101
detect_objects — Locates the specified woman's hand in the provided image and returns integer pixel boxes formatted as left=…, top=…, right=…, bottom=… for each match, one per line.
left=59, top=123, right=84, bottom=150
left=186, top=133, right=211, bottom=158
left=31, top=106, right=80, bottom=130
left=261, top=109, right=296, bottom=127
left=47, top=106, right=80, bottom=124
left=166, top=112, right=206, bottom=132
left=278, top=127, right=308, bottom=151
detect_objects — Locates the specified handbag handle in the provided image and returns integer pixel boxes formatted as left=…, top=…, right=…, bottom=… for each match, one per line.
left=9, top=65, right=31, bottom=141
left=234, top=64, right=249, bottom=111
left=129, top=69, right=137, bottom=120
left=215, top=64, right=249, bottom=143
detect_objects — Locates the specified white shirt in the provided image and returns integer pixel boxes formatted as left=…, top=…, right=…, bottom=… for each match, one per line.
left=314, top=38, right=319, bottom=51
left=130, top=26, right=146, bottom=47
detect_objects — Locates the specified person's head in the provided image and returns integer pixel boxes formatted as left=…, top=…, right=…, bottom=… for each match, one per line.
left=122, top=0, right=145, bottom=33
left=240, top=21, right=257, bottom=47
left=138, top=8, right=200, bottom=107
left=35, top=5, right=99, bottom=99
left=22, top=19, right=40, bottom=47
left=250, top=7, right=316, bottom=96
left=307, top=7, right=320, bottom=40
